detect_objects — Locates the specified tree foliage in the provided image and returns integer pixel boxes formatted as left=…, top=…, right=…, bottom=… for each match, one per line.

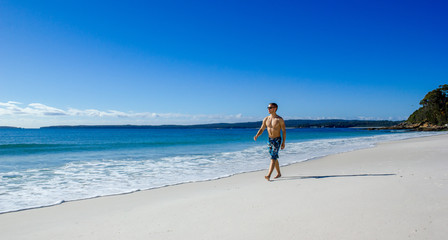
left=407, top=84, right=448, bottom=125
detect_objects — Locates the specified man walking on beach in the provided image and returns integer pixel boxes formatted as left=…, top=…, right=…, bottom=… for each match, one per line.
left=254, top=103, right=286, bottom=181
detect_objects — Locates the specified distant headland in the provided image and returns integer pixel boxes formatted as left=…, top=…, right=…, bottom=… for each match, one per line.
left=31, top=119, right=401, bottom=129
left=381, top=84, right=448, bottom=131
left=0, top=126, right=19, bottom=129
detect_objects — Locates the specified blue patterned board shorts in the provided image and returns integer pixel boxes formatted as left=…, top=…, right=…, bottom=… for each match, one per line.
left=268, top=137, right=282, bottom=160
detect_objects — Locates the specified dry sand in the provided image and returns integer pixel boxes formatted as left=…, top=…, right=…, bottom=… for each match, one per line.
left=1, top=134, right=447, bottom=240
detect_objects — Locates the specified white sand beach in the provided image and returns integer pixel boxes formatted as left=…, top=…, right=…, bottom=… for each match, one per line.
left=1, top=134, right=447, bottom=240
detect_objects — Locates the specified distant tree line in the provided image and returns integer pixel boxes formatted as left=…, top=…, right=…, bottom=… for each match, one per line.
left=40, top=119, right=401, bottom=129
left=407, top=84, right=448, bottom=126
left=284, top=119, right=401, bottom=128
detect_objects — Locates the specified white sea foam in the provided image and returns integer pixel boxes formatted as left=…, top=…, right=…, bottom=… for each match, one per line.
left=0, top=131, right=442, bottom=213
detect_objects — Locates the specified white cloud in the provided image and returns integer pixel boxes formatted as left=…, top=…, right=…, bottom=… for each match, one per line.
left=0, top=101, right=253, bottom=128
left=0, top=101, right=27, bottom=115
left=1, top=102, right=67, bottom=116
left=25, top=103, right=67, bottom=116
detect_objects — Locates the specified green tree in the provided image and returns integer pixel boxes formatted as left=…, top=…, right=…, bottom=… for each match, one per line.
left=408, top=84, right=448, bottom=125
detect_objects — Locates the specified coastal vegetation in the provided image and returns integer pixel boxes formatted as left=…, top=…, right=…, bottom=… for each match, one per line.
left=386, top=84, right=448, bottom=131
left=40, top=119, right=400, bottom=129
left=407, top=84, right=448, bottom=126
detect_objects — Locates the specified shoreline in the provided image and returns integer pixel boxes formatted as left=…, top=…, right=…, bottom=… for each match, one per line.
left=1, top=133, right=447, bottom=239
left=1, top=131, right=440, bottom=215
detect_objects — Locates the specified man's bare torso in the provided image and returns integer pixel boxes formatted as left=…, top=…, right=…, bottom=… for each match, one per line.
left=265, top=115, right=283, bottom=138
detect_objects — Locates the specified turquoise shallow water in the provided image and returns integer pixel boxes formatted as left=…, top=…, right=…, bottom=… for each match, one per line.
left=0, top=127, right=440, bottom=213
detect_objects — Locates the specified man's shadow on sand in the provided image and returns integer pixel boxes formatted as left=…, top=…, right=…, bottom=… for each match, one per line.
left=274, top=173, right=396, bottom=181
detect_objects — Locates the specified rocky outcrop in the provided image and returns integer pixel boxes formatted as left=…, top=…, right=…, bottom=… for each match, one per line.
left=378, top=122, right=448, bottom=131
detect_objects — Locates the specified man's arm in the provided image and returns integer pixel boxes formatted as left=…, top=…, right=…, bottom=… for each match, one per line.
left=254, top=118, right=267, bottom=141
left=280, top=118, right=286, bottom=149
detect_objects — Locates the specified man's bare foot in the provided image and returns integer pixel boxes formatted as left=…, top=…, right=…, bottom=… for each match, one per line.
left=274, top=174, right=281, bottom=179
left=265, top=176, right=271, bottom=181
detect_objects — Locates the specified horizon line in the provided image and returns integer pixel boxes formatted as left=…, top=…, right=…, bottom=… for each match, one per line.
left=0, top=118, right=404, bottom=129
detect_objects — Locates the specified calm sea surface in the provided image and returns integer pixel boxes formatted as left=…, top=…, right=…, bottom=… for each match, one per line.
left=0, top=127, right=440, bottom=213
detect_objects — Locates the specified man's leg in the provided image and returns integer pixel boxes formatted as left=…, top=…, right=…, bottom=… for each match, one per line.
left=274, top=160, right=281, bottom=179
left=265, top=159, right=276, bottom=181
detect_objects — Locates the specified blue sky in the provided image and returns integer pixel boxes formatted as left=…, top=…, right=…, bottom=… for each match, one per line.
left=1, top=0, right=447, bottom=128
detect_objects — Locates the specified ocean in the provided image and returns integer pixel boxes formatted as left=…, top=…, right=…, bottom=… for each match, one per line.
left=0, top=127, right=440, bottom=213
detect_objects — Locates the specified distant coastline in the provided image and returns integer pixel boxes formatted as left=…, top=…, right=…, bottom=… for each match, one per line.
left=0, top=126, right=20, bottom=129
left=30, top=119, right=402, bottom=129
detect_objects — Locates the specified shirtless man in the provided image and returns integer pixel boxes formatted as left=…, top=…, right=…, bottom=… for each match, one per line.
left=253, top=103, right=286, bottom=181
